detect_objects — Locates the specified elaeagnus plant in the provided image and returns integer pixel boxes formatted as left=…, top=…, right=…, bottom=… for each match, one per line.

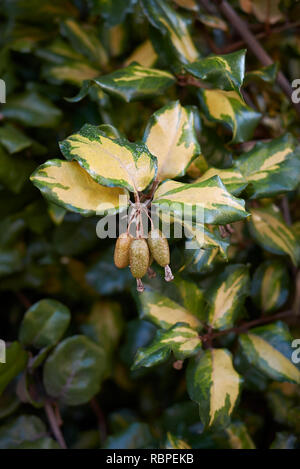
left=1, top=0, right=300, bottom=451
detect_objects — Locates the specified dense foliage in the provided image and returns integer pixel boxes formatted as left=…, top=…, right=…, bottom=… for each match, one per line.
left=0, top=0, right=300, bottom=450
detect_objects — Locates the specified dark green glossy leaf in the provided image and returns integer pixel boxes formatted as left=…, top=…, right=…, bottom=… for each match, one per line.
left=19, top=299, right=71, bottom=348
left=0, top=342, right=28, bottom=395
left=104, top=422, right=154, bottom=449
left=43, top=335, right=106, bottom=406
left=0, top=415, right=47, bottom=449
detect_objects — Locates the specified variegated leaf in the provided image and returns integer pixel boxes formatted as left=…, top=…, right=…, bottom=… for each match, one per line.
left=198, top=14, right=228, bottom=32
left=30, top=160, right=129, bottom=216
left=60, top=19, right=108, bottom=66
left=141, top=0, right=199, bottom=64
left=124, top=40, right=158, bottom=68
left=248, top=205, right=300, bottom=266
left=215, top=421, right=255, bottom=449
left=143, top=101, right=201, bottom=181
left=132, top=322, right=201, bottom=370
left=244, top=63, right=278, bottom=85
left=239, top=322, right=300, bottom=384
left=153, top=176, right=249, bottom=224
left=206, top=264, right=250, bottom=330
left=136, top=289, right=203, bottom=331
left=172, top=0, right=198, bottom=11
left=196, top=167, right=247, bottom=195
left=187, top=348, right=242, bottom=428
left=185, top=50, right=246, bottom=92
left=236, top=135, right=300, bottom=199
left=251, top=260, right=289, bottom=314
left=60, top=124, right=157, bottom=192
left=165, top=433, right=191, bottom=449
left=180, top=247, right=220, bottom=274
left=198, top=89, right=261, bottom=143
left=42, top=61, right=100, bottom=87
left=73, top=63, right=175, bottom=103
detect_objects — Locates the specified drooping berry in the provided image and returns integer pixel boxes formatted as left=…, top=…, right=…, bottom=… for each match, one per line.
left=147, top=229, right=174, bottom=282
left=114, top=232, right=132, bottom=269
left=129, top=238, right=150, bottom=291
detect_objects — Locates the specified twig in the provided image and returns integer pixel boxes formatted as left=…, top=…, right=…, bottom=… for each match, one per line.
left=44, top=400, right=67, bottom=449
left=200, top=309, right=294, bottom=344
left=90, top=398, right=107, bottom=444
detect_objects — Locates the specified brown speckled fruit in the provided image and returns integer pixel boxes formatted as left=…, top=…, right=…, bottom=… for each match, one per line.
left=147, top=229, right=170, bottom=267
left=129, top=238, right=149, bottom=279
left=114, top=232, right=132, bottom=269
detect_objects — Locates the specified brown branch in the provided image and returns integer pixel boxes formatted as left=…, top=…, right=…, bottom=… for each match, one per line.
left=199, top=0, right=300, bottom=116
left=44, top=401, right=67, bottom=449
left=200, top=309, right=294, bottom=344
left=90, top=398, right=107, bottom=444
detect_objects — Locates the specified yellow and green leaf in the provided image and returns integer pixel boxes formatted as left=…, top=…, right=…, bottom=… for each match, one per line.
left=124, top=40, right=158, bottom=68
left=187, top=348, right=242, bottom=428
left=30, top=159, right=129, bottom=216
left=198, top=89, right=261, bottom=143
left=248, top=205, right=300, bottom=265
left=251, top=260, right=290, bottom=314
left=196, top=166, right=247, bottom=195
left=206, top=264, right=250, bottom=330
left=236, top=134, right=300, bottom=199
left=143, top=101, right=201, bottom=181
left=215, top=421, right=255, bottom=449
left=165, top=433, right=191, bottom=449
left=239, top=322, right=300, bottom=384
left=136, top=289, right=202, bottom=331
left=60, top=123, right=157, bottom=192
left=132, top=322, right=201, bottom=370
left=244, top=63, right=278, bottom=85
left=153, top=175, right=249, bottom=224
left=141, top=0, right=199, bottom=64
left=185, top=50, right=246, bottom=92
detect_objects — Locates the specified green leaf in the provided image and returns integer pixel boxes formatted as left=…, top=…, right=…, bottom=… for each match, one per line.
left=59, top=123, right=157, bottom=192
left=132, top=322, right=201, bottom=370
left=248, top=205, right=300, bottom=265
left=195, top=166, right=247, bottom=195
left=180, top=247, right=220, bottom=274
left=19, top=299, right=71, bottom=348
left=60, top=18, right=108, bottom=66
left=187, top=348, right=242, bottom=428
left=0, top=145, right=35, bottom=194
left=185, top=50, right=246, bottom=92
left=239, top=321, right=300, bottom=384
left=124, top=40, right=158, bottom=68
left=153, top=176, right=249, bottom=224
left=214, top=421, right=256, bottom=449
left=197, top=13, right=228, bottom=31
left=136, top=289, right=203, bottom=330
left=205, top=264, right=250, bottom=330
left=73, top=64, right=175, bottom=103
left=251, top=260, right=290, bottom=314
left=165, top=432, right=191, bottom=449
left=43, top=61, right=100, bottom=87
left=244, top=63, right=278, bottom=85
left=0, top=342, right=28, bottom=395
left=0, top=415, right=47, bottom=449
left=143, top=101, right=201, bottom=181
left=2, top=91, right=62, bottom=127
left=141, top=0, right=199, bottom=64
left=105, top=422, right=154, bottom=449
left=90, top=0, right=136, bottom=27
left=79, top=300, right=124, bottom=359
left=0, top=124, right=33, bottom=154
left=43, top=335, right=106, bottom=406
left=198, top=89, right=261, bottom=143
left=236, top=135, right=300, bottom=199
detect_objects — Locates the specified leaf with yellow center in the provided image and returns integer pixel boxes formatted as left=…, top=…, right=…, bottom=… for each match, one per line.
left=153, top=175, right=249, bottom=224
left=143, top=101, right=201, bottom=180
left=248, top=205, right=300, bottom=266
left=30, top=159, right=129, bottom=216
left=206, top=264, right=250, bottom=330
left=187, top=348, right=241, bottom=428
left=198, top=89, right=261, bottom=143
left=196, top=166, right=247, bottom=195
left=239, top=322, right=300, bottom=384
left=60, top=124, right=157, bottom=192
